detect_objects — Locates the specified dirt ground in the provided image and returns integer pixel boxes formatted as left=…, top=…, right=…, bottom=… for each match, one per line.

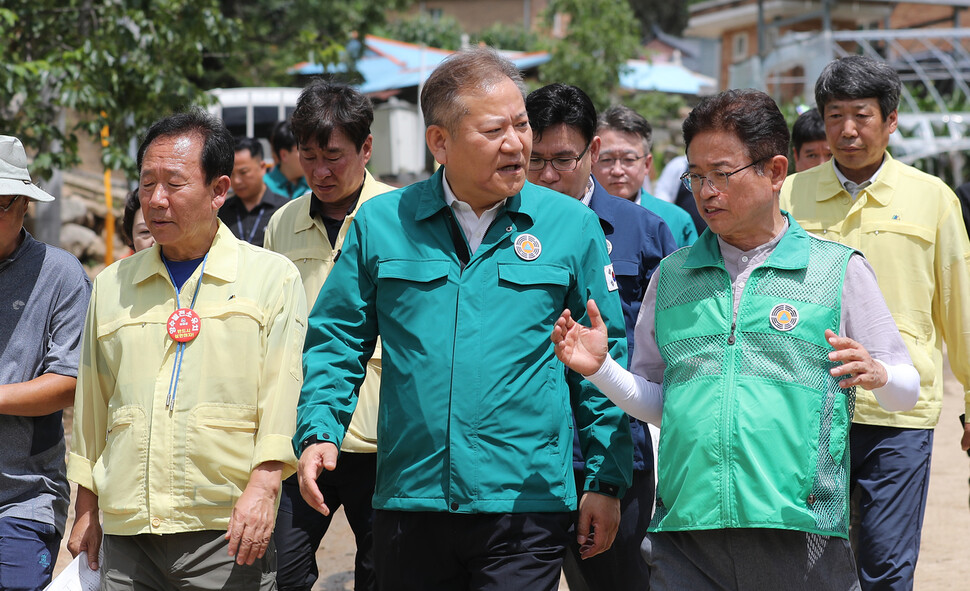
left=54, top=361, right=970, bottom=590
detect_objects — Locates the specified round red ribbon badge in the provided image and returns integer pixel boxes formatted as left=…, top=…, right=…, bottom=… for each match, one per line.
left=167, top=308, right=201, bottom=342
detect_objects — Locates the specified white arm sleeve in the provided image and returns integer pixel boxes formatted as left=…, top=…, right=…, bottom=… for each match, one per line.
left=872, top=359, right=920, bottom=412
left=586, top=355, right=664, bottom=425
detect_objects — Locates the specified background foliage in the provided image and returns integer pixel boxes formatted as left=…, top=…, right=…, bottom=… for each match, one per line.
left=0, top=0, right=411, bottom=180
left=1, top=0, right=701, bottom=181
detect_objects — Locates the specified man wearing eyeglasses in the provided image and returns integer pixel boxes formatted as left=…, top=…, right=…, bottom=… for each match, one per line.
left=0, top=135, right=91, bottom=590
left=525, top=83, right=676, bottom=591
left=551, top=89, right=920, bottom=590
left=592, top=105, right=697, bottom=248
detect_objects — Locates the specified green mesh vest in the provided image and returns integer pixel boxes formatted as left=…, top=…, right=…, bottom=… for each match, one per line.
left=653, top=218, right=856, bottom=538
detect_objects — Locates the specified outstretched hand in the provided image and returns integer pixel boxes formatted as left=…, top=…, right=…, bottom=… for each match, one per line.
left=826, top=329, right=888, bottom=390
left=551, top=299, right=609, bottom=376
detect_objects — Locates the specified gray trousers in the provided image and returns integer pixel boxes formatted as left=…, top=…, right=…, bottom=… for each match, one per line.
left=642, top=528, right=861, bottom=591
left=101, top=530, right=276, bottom=591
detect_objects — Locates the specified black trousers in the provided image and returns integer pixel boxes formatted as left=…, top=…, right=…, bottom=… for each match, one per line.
left=372, top=509, right=572, bottom=591
left=274, top=451, right=377, bottom=591
left=562, top=468, right=654, bottom=591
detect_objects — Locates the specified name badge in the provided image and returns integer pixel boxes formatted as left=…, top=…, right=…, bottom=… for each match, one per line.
left=514, top=234, right=542, bottom=261
left=168, top=308, right=202, bottom=342
left=769, top=303, right=798, bottom=331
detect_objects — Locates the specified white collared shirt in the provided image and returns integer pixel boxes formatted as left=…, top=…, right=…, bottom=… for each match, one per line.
left=580, top=176, right=595, bottom=207
left=442, top=174, right=507, bottom=254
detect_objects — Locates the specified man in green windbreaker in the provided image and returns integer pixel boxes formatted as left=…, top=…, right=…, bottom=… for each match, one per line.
left=551, top=89, right=920, bottom=590
left=295, top=46, right=633, bottom=591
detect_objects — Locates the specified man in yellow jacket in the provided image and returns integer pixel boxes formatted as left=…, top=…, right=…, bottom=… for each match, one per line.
left=781, top=55, right=970, bottom=591
left=68, top=110, right=306, bottom=590
left=263, top=81, right=393, bottom=591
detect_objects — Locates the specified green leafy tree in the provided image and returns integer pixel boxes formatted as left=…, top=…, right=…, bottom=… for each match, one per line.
left=538, top=0, right=641, bottom=111
left=376, top=13, right=465, bottom=51
left=475, top=22, right=539, bottom=52
left=622, top=92, right=687, bottom=133
left=216, top=0, right=414, bottom=88
left=0, top=0, right=414, bottom=181
left=0, top=0, right=237, bottom=179
left=627, top=0, right=690, bottom=39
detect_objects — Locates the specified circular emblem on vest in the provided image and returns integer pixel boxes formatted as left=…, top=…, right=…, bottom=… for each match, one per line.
left=514, top=233, right=542, bottom=261
left=606, top=239, right=613, bottom=255
left=769, top=303, right=799, bottom=331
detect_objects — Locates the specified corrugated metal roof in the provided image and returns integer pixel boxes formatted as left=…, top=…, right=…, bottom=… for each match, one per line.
left=292, top=35, right=550, bottom=94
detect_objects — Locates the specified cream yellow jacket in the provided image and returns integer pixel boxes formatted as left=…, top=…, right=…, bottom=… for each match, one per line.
left=264, top=170, right=394, bottom=452
left=781, top=155, right=970, bottom=427
left=69, top=223, right=306, bottom=535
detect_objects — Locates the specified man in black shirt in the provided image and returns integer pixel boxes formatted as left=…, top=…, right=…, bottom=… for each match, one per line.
left=219, top=137, right=287, bottom=246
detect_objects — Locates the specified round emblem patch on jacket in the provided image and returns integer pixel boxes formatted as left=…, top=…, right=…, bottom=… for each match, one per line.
left=514, top=234, right=542, bottom=261
left=769, top=303, right=798, bottom=331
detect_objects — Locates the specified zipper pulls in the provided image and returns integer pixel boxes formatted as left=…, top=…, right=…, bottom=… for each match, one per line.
left=727, top=322, right=737, bottom=345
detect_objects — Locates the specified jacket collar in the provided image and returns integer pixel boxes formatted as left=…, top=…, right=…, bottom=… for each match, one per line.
left=294, top=169, right=382, bottom=233
left=414, top=167, right=536, bottom=227
left=586, top=176, right=616, bottom=233
left=684, top=211, right=810, bottom=271
left=131, top=222, right=239, bottom=285
left=817, top=152, right=898, bottom=206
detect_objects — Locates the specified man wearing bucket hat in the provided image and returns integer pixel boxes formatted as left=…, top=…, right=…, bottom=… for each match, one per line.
left=0, top=135, right=92, bottom=590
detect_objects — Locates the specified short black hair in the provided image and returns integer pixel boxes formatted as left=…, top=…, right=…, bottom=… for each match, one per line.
left=234, top=136, right=264, bottom=161
left=270, top=120, right=297, bottom=157
left=597, top=105, right=653, bottom=152
left=121, top=189, right=140, bottom=249
left=815, top=55, right=901, bottom=121
left=525, top=83, right=597, bottom=146
left=791, top=108, right=826, bottom=155
left=136, top=109, right=234, bottom=184
left=290, top=81, right=374, bottom=152
left=683, top=89, right=789, bottom=169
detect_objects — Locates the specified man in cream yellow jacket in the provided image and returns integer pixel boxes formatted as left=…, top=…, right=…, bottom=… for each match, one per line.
left=782, top=55, right=970, bottom=591
left=68, top=110, right=306, bottom=590
left=263, top=81, right=393, bottom=591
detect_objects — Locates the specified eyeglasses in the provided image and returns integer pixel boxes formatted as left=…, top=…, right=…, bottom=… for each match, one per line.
left=0, top=195, right=22, bottom=213
left=528, top=143, right=591, bottom=172
left=680, top=158, right=768, bottom=194
left=595, top=154, right=646, bottom=170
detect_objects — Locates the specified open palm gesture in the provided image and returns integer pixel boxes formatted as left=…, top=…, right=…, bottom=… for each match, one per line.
left=551, top=299, right=609, bottom=376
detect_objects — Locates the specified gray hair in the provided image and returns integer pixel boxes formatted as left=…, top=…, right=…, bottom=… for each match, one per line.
left=597, top=105, right=653, bottom=153
left=420, top=46, right=526, bottom=135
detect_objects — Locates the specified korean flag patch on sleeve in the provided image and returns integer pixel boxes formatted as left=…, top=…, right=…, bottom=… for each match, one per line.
left=604, top=264, right=619, bottom=292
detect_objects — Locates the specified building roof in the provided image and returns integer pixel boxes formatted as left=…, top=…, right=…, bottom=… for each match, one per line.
left=619, top=59, right=718, bottom=95
left=291, top=35, right=550, bottom=95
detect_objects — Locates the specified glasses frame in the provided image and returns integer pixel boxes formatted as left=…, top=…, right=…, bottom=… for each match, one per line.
left=528, top=142, right=592, bottom=173
left=680, top=157, right=769, bottom=194
left=0, top=195, right=23, bottom=213
left=595, top=153, right=647, bottom=170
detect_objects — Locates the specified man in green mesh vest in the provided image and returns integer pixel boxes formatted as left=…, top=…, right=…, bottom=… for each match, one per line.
left=550, top=89, right=920, bottom=590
